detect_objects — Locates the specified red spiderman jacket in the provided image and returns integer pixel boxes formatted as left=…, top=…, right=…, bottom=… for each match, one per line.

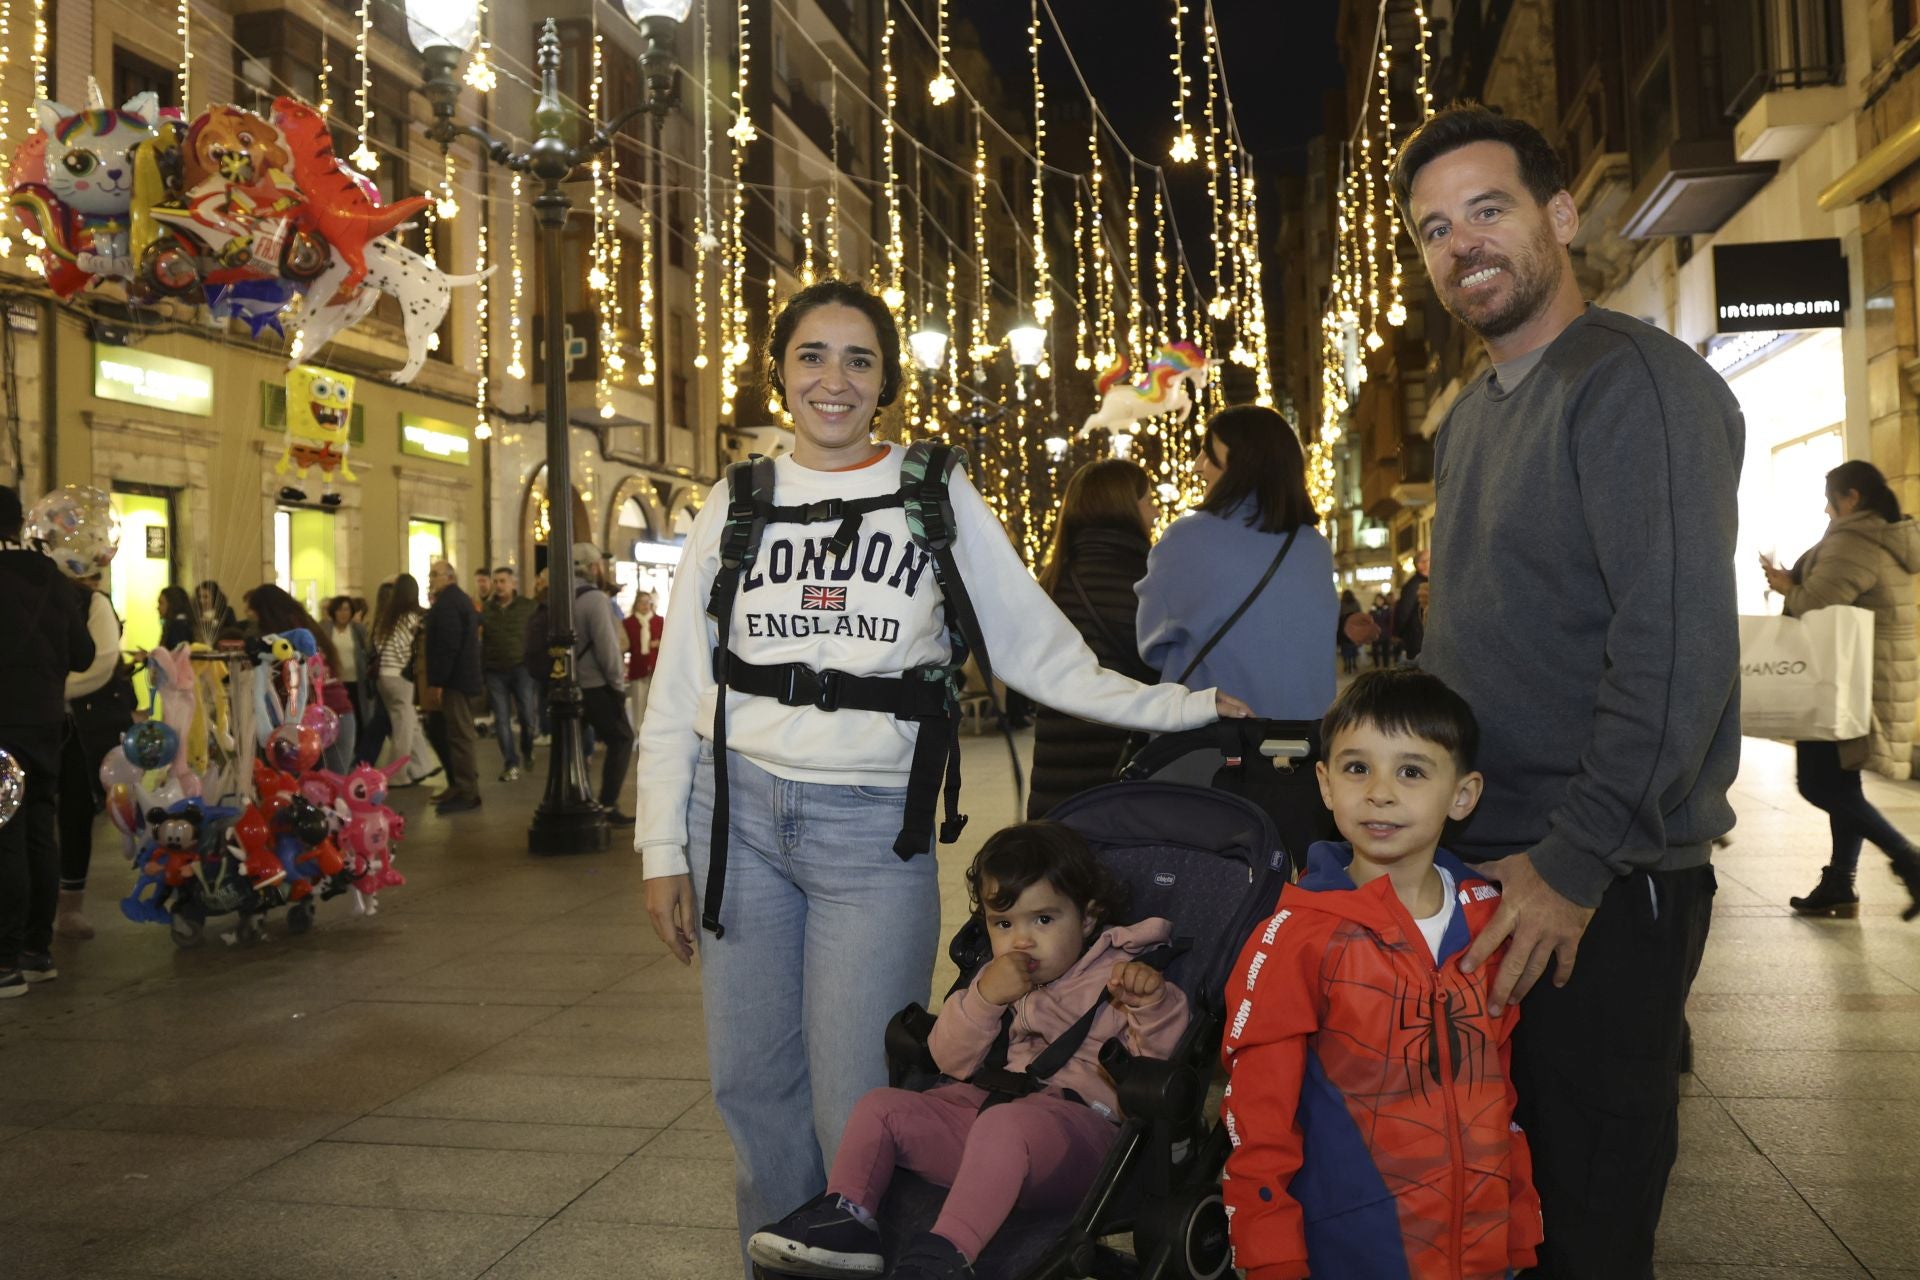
left=1220, top=842, right=1543, bottom=1280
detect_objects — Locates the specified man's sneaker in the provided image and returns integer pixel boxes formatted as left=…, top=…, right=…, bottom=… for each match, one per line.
left=17, top=952, right=56, bottom=983
left=746, top=1192, right=883, bottom=1278
left=0, top=968, right=26, bottom=999
left=498, top=766, right=522, bottom=782
left=533, top=734, right=552, bottom=747
left=889, top=1232, right=974, bottom=1280
left=602, top=809, right=636, bottom=826
left=436, top=795, right=482, bottom=815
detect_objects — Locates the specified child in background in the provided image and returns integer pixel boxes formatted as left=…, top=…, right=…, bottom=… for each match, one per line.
left=1222, top=668, right=1542, bottom=1280
left=749, top=821, right=1191, bottom=1280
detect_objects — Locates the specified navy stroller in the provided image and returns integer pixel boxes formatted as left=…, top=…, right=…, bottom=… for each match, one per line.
left=755, top=770, right=1299, bottom=1280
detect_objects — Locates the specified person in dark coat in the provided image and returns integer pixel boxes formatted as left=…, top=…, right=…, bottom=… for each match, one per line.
left=424, top=560, right=483, bottom=814
left=1393, top=549, right=1429, bottom=662
left=1026, top=460, right=1162, bottom=818
left=157, top=586, right=196, bottom=649
left=0, top=486, right=96, bottom=996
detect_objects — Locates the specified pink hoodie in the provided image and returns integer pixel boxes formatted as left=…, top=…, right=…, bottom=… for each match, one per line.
left=928, top=917, right=1192, bottom=1120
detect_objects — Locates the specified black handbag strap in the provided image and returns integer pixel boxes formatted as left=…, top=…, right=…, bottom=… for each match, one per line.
left=1176, top=526, right=1299, bottom=686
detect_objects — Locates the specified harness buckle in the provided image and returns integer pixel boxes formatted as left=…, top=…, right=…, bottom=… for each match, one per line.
left=814, top=668, right=843, bottom=711
left=776, top=664, right=843, bottom=711
left=800, top=498, right=845, bottom=524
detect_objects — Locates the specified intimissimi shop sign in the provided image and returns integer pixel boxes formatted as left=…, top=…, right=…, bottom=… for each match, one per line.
left=1714, top=239, right=1848, bottom=333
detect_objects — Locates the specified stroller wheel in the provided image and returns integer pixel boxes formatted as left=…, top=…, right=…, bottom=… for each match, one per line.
left=286, top=902, right=315, bottom=936
left=1136, top=1187, right=1231, bottom=1280
left=169, top=913, right=205, bottom=949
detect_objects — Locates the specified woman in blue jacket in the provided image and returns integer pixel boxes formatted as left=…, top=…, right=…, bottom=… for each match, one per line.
left=1137, top=405, right=1337, bottom=720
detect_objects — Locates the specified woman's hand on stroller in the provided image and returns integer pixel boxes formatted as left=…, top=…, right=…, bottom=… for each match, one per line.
left=1215, top=692, right=1254, bottom=719
left=978, top=951, right=1038, bottom=1005
left=1106, top=960, right=1167, bottom=1008
left=645, top=873, right=699, bottom=965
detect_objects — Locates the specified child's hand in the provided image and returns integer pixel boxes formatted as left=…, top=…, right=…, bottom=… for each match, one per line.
left=978, top=952, right=1039, bottom=1005
left=1107, top=961, right=1166, bottom=1008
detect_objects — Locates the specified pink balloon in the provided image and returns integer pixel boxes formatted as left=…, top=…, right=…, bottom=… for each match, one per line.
left=100, top=751, right=144, bottom=791
left=265, top=722, right=319, bottom=774
left=301, top=704, right=340, bottom=749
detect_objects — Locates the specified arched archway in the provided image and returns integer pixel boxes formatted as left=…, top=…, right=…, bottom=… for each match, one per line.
left=519, top=464, right=592, bottom=588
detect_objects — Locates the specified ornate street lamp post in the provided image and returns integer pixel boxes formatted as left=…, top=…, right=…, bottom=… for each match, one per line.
left=404, top=0, right=692, bottom=855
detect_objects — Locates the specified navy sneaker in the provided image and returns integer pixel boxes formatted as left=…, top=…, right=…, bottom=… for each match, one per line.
left=889, top=1232, right=973, bottom=1280
left=0, top=968, right=25, bottom=999
left=17, top=952, right=56, bottom=983
left=746, top=1191, right=883, bottom=1278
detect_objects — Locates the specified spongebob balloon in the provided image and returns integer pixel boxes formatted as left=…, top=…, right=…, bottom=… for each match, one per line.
left=275, top=366, right=356, bottom=506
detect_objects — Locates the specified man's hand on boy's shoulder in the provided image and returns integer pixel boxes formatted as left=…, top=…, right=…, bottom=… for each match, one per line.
left=1107, top=960, right=1166, bottom=1008
left=977, top=952, right=1038, bottom=1005
left=1459, top=851, right=1596, bottom=1017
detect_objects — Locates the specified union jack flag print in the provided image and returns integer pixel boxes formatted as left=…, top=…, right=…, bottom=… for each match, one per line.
left=802, top=586, right=847, bottom=611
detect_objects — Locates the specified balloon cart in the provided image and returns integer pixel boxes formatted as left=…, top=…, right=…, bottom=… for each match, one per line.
left=105, top=635, right=409, bottom=948
left=21, top=484, right=410, bottom=947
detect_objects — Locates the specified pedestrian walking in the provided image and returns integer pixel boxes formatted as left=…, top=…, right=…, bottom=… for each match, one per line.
left=482, top=566, right=540, bottom=781
left=58, top=565, right=128, bottom=940
left=424, top=560, right=483, bottom=814
left=370, top=575, right=437, bottom=786
left=623, top=589, right=662, bottom=736
left=1764, top=461, right=1920, bottom=919
left=1397, top=104, right=1740, bottom=1278
left=568, top=542, right=634, bottom=822
left=0, top=486, right=95, bottom=997
left=1394, top=550, right=1429, bottom=664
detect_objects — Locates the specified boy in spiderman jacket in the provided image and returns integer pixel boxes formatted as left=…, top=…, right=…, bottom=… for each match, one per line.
left=1221, top=669, right=1543, bottom=1279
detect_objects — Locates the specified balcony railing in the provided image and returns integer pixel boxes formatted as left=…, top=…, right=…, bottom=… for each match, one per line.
left=1721, top=0, right=1845, bottom=119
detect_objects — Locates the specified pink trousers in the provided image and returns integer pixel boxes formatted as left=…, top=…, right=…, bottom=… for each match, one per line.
left=826, top=1082, right=1119, bottom=1262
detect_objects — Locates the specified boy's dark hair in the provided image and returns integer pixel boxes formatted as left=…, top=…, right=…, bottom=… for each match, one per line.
left=767, top=278, right=904, bottom=409
left=966, top=821, right=1130, bottom=934
left=1390, top=103, right=1566, bottom=219
left=1321, top=668, right=1480, bottom=772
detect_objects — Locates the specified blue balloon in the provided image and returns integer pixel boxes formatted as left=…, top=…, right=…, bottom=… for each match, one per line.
left=121, top=720, right=181, bottom=770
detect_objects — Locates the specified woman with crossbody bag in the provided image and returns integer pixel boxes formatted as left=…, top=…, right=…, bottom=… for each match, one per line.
left=1027, top=460, right=1164, bottom=817
left=1137, top=405, right=1338, bottom=720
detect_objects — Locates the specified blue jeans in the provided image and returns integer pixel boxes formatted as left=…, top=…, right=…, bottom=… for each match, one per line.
left=1796, top=739, right=1915, bottom=875
left=688, top=742, right=941, bottom=1275
left=484, top=667, right=541, bottom=769
left=322, top=710, right=358, bottom=777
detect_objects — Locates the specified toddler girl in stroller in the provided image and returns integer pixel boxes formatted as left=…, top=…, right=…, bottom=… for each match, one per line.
left=749, top=822, right=1192, bottom=1280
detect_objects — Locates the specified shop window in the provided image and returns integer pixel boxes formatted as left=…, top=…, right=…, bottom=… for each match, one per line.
left=114, top=45, right=178, bottom=111
left=110, top=485, right=177, bottom=706
left=407, top=518, right=447, bottom=587
left=274, top=506, right=336, bottom=617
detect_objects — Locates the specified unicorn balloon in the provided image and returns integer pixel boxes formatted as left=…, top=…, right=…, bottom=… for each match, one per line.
left=1078, top=342, right=1212, bottom=438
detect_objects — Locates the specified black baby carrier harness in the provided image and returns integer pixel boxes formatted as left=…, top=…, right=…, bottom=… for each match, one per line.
left=701, top=442, right=999, bottom=938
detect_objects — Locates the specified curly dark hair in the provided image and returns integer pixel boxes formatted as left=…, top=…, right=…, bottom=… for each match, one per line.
left=766, top=278, right=904, bottom=409
left=966, top=821, right=1130, bottom=934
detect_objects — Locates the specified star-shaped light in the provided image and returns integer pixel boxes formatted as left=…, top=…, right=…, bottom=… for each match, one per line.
left=928, top=74, right=955, bottom=105
left=1169, top=132, right=1198, bottom=164
left=727, top=115, right=757, bottom=145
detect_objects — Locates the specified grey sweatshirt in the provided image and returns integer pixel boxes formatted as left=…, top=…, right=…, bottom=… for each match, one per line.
left=1422, top=307, right=1745, bottom=908
left=571, top=574, right=628, bottom=693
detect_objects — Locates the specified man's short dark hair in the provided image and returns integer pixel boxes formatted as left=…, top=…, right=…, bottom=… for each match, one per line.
left=1322, top=668, right=1481, bottom=773
left=0, top=485, right=21, bottom=541
left=1390, top=103, right=1566, bottom=219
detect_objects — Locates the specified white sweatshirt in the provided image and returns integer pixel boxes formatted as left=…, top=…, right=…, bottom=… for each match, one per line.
left=66, top=591, right=120, bottom=701
left=634, top=444, right=1221, bottom=879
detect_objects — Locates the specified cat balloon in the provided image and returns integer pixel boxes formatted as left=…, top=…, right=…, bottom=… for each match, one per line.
left=8, top=92, right=158, bottom=296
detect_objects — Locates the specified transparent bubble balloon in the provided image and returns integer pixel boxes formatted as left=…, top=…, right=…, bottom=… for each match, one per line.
left=24, top=485, right=121, bottom=580
left=300, top=704, right=340, bottom=749
left=0, top=749, right=22, bottom=829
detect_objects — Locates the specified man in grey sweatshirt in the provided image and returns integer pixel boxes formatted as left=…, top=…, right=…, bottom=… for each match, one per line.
left=569, top=542, right=635, bottom=825
left=1395, top=107, right=1741, bottom=1278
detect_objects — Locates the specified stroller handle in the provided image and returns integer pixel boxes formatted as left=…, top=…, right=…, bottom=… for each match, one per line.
left=1259, top=738, right=1311, bottom=761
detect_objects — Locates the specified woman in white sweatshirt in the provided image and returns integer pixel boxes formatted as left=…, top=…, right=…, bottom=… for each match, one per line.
left=634, top=280, right=1248, bottom=1270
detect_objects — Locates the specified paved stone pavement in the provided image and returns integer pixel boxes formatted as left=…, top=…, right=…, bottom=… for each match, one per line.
left=2, top=730, right=1918, bottom=1278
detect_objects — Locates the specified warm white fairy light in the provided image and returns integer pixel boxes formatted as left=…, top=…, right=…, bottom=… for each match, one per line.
left=929, top=0, right=955, bottom=104
left=506, top=171, right=525, bottom=380
left=945, top=255, right=960, bottom=413
left=465, top=0, right=497, bottom=92
left=1203, top=16, right=1229, bottom=320
left=317, top=18, right=334, bottom=118
left=1028, top=0, right=1051, bottom=322
left=177, top=0, right=193, bottom=113
left=826, top=79, right=843, bottom=272
left=1153, top=184, right=1169, bottom=345
left=1126, top=163, right=1143, bottom=363
left=350, top=0, right=377, bottom=170
left=473, top=204, right=492, bottom=439
left=635, top=163, right=654, bottom=388
left=1073, top=197, right=1091, bottom=371
left=1168, top=0, right=1196, bottom=163
left=590, top=26, right=617, bottom=418
left=693, top=0, right=714, bottom=371
left=437, top=150, right=459, bottom=220
left=882, top=4, right=906, bottom=311
left=726, top=0, right=753, bottom=406
left=727, top=0, right=756, bottom=145
left=0, top=0, right=12, bottom=257
left=969, top=106, right=993, bottom=366
left=799, top=204, right=816, bottom=285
